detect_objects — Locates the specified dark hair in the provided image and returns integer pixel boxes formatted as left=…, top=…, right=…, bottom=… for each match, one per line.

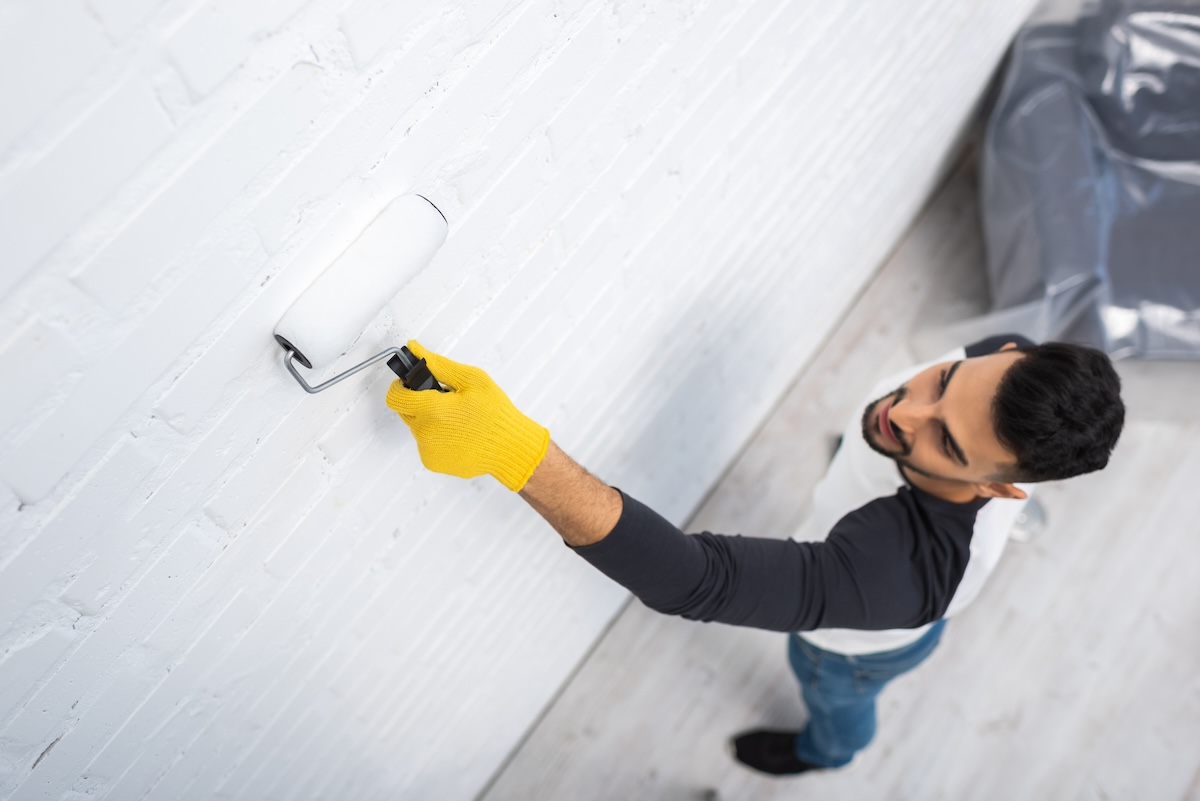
left=991, top=342, right=1124, bottom=482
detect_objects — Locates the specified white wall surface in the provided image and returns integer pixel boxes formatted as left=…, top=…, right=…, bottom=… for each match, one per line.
left=0, top=0, right=1037, bottom=798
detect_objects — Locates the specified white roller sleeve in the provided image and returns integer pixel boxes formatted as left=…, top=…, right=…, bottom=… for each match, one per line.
left=274, top=194, right=448, bottom=369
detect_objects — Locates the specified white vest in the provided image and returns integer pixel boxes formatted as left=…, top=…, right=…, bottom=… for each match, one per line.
left=796, top=348, right=1032, bottom=655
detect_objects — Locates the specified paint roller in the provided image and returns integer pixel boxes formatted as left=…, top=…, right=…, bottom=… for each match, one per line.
left=274, top=194, right=448, bottom=394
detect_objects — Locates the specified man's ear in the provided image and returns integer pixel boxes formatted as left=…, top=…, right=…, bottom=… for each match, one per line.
left=999, top=341, right=1019, bottom=352
left=975, top=481, right=1028, bottom=500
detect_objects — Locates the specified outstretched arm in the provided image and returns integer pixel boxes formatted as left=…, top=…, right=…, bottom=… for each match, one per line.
left=383, top=341, right=931, bottom=633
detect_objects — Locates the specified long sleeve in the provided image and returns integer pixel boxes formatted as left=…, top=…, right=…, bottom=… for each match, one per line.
left=570, top=489, right=982, bottom=633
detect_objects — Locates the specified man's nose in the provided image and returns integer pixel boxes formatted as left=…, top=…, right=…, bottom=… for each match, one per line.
left=890, top=399, right=934, bottom=433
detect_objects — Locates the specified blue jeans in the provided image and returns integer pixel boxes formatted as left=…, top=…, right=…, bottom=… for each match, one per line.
left=787, top=620, right=947, bottom=768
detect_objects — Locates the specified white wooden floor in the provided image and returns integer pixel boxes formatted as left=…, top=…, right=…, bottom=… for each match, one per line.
left=478, top=159, right=1200, bottom=801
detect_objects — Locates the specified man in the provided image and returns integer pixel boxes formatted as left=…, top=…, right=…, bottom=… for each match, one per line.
left=384, top=334, right=1124, bottom=775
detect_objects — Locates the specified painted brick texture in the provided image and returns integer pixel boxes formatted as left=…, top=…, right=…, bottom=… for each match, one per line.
left=0, top=0, right=1038, bottom=798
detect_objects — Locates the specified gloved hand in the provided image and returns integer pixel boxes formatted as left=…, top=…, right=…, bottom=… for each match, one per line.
left=385, top=341, right=550, bottom=491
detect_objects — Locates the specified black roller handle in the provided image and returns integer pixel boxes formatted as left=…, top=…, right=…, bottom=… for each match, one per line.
left=387, top=346, right=447, bottom=392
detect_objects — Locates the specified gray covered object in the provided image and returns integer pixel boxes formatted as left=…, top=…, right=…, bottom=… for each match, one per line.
left=981, top=0, right=1200, bottom=358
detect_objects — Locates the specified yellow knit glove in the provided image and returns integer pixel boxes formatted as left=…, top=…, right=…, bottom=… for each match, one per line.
left=385, top=341, right=550, bottom=491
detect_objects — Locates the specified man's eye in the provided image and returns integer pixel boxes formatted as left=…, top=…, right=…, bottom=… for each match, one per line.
left=938, top=369, right=949, bottom=396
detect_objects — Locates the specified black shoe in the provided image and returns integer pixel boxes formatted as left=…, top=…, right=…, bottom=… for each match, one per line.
left=730, top=729, right=821, bottom=776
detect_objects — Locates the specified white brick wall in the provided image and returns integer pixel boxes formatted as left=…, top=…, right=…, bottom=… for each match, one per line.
left=0, top=0, right=1038, bottom=798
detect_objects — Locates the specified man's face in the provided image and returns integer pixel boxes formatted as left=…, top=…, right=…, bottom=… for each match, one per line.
left=860, top=349, right=1026, bottom=484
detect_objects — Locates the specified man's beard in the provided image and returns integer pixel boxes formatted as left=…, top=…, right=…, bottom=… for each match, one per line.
left=861, top=386, right=911, bottom=461
left=860, top=387, right=954, bottom=482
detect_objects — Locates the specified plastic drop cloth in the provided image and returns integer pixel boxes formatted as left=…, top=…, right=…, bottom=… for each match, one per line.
left=981, top=0, right=1200, bottom=358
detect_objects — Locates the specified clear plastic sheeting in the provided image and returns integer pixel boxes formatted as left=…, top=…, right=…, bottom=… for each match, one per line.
left=980, top=0, right=1200, bottom=359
